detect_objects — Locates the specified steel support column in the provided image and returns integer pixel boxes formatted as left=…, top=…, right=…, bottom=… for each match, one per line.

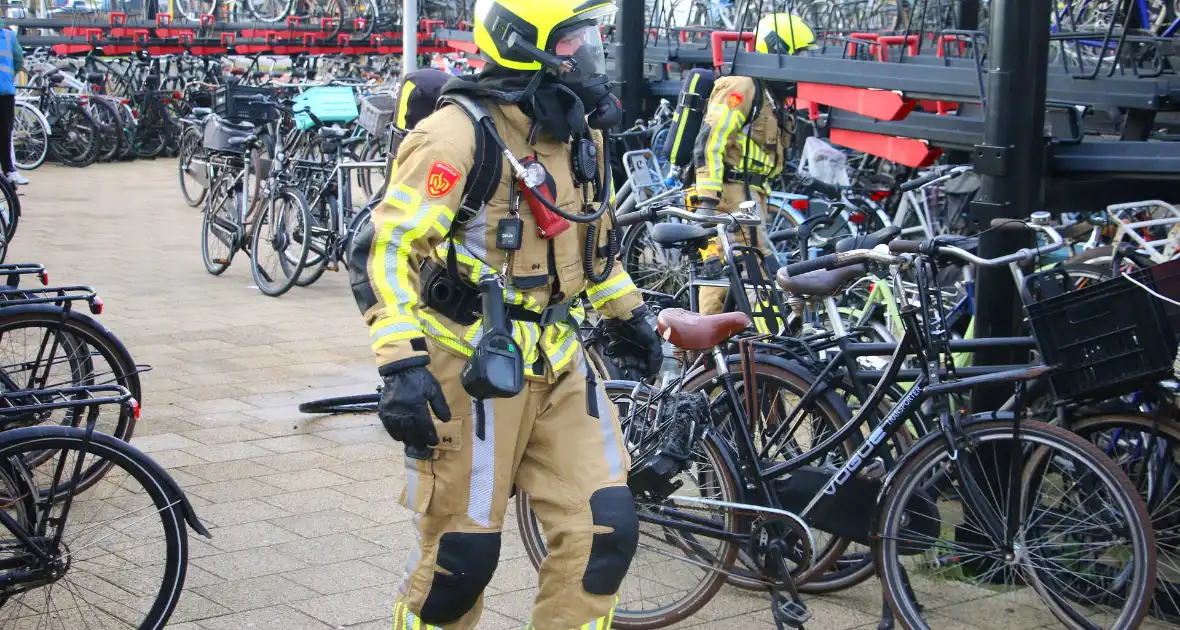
left=618, top=0, right=647, bottom=126
left=402, top=0, right=418, bottom=75
left=969, top=0, right=1052, bottom=411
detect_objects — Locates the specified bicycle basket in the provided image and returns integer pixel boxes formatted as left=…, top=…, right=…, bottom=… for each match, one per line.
left=358, top=93, right=396, bottom=136
left=202, top=119, right=253, bottom=154
left=293, top=86, right=359, bottom=130
left=1026, top=258, right=1180, bottom=400
left=213, top=84, right=278, bottom=124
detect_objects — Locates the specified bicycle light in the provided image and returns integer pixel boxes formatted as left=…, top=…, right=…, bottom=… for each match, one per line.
left=39, top=271, right=47, bottom=285
left=89, top=296, right=104, bottom=315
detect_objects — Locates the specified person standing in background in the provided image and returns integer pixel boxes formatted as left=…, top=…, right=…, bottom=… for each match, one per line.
left=0, top=19, right=26, bottom=186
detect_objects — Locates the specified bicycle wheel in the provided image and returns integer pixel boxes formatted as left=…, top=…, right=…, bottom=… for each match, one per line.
left=178, top=127, right=208, bottom=208
left=49, top=105, right=99, bottom=168
left=174, top=0, right=218, bottom=21
left=0, top=176, right=20, bottom=244
left=12, top=101, right=48, bottom=170
left=246, top=0, right=293, bottom=21
left=87, top=98, right=122, bottom=162
left=294, top=195, right=333, bottom=287
left=298, top=392, right=379, bottom=414
left=1072, top=414, right=1180, bottom=624
left=516, top=381, right=742, bottom=628
left=133, top=99, right=172, bottom=159
left=0, top=304, right=142, bottom=492
left=875, top=419, right=1156, bottom=630
left=250, top=186, right=311, bottom=297
left=0, top=426, right=189, bottom=629
left=201, top=176, right=237, bottom=275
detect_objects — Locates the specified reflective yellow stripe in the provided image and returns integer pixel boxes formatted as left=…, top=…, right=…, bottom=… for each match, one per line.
left=668, top=72, right=701, bottom=158
left=546, top=326, right=580, bottom=373
left=587, top=273, right=636, bottom=309
left=396, top=79, right=416, bottom=129
left=420, top=311, right=472, bottom=356
left=705, top=104, right=745, bottom=185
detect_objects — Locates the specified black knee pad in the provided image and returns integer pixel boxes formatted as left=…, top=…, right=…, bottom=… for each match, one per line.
left=582, top=486, right=639, bottom=595
left=419, top=531, right=501, bottom=624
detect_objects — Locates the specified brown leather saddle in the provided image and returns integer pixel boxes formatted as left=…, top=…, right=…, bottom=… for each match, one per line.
left=656, top=309, right=752, bottom=351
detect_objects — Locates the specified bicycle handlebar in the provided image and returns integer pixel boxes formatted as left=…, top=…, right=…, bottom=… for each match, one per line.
left=615, top=205, right=760, bottom=228
left=886, top=220, right=1065, bottom=267
left=784, top=249, right=903, bottom=276
left=897, top=165, right=974, bottom=193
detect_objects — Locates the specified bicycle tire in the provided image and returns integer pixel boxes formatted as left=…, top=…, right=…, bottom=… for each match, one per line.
left=0, top=426, right=188, bottom=629
left=875, top=419, right=1156, bottom=630
left=246, top=0, right=294, bottom=21
left=298, top=392, right=379, bottom=414
left=0, top=304, right=142, bottom=491
left=515, top=382, right=741, bottom=628
left=1071, top=413, right=1180, bottom=624
left=178, top=127, right=208, bottom=208
left=49, top=104, right=99, bottom=168
left=0, top=176, right=20, bottom=244
left=88, top=97, right=122, bottom=162
left=133, top=99, right=172, bottom=159
left=201, top=177, right=236, bottom=275
left=251, top=185, right=312, bottom=297
left=295, top=195, right=335, bottom=287
left=12, top=101, right=49, bottom=170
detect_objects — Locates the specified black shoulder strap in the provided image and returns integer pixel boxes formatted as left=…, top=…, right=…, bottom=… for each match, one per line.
left=750, top=79, right=763, bottom=124
left=439, top=94, right=503, bottom=226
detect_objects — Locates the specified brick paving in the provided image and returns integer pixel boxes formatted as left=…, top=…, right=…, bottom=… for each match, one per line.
left=9, top=160, right=1126, bottom=629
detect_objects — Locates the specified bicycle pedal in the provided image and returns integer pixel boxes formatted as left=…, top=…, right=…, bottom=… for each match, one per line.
left=774, top=599, right=811, bottom=627
left=327, top=264, right=338, bottom=272
left=212, top=258, right=230, bottom=265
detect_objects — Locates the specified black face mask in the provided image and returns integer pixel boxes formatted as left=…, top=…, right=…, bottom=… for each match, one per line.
left=561, top=72, right=622, bottom=131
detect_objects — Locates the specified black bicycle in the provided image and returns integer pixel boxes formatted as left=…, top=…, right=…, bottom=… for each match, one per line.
left=516, top=209, right=1158, bottom=630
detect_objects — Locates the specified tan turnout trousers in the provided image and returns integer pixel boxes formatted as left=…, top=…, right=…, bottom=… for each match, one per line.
left=393, top=338, right=633, bottom=630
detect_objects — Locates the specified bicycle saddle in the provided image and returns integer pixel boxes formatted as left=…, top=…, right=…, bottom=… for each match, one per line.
left=656, top=309, right=751, bottom=351
left=650, top=222, right=712, bottom=248
left=776, top=264, right=868, bottom=297
left=835, top=225, right=901, bottom=253
left=216, top=119, right=255, bottom=134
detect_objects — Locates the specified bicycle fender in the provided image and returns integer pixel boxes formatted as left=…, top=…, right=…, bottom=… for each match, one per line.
left=0, top=426, right=211, bottom=538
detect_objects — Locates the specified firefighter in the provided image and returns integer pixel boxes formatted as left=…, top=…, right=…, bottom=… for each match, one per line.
left=694, top=13, right=815, bottom=315
left=349, top=1, right=661, bottom=628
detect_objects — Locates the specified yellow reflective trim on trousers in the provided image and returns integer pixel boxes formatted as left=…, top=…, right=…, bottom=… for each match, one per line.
left=587, top=273, right=636, bottom=309
left=526, top=599, right=616, bottom=629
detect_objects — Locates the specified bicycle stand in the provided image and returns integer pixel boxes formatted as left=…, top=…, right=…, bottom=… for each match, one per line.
left=877, top=564, right=922, bottom=630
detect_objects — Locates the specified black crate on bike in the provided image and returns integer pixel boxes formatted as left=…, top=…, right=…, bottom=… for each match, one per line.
left=213, top=84, right=278, bottom=124
left=1027, top=258, right=1180, bottom=400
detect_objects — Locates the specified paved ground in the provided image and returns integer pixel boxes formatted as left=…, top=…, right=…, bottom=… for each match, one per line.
left=8, top=160, right=1065, bottom=629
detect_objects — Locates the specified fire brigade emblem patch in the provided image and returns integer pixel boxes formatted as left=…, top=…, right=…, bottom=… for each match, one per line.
left=727, top=91, right=744, bottom=108
left=426, top=161, right=461, bottom=198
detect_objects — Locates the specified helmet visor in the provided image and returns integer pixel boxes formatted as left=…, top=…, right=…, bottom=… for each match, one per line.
left=554, top=25, right=607, bottom=76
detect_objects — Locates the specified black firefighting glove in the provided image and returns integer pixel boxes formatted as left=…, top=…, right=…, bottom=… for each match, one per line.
left=378, top=365, right=451, bottom=450
left=604, top=306, right=663, bottom=380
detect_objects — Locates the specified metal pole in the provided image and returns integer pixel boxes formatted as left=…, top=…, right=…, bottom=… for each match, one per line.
left=402, top=0, right=418, bottom=75
left=957, top=0, right=980, bottom=30
left=618, top=0, right=647, bottom=126
left=969, top=0, right=1052, bottom=411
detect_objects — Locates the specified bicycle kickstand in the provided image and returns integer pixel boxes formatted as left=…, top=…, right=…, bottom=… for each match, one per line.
left=767, top=540, right=811, bottom=630
left=878, top=562, right=922, bottom=630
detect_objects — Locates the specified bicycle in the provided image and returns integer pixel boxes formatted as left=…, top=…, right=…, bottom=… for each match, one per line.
left=517, top=208, right=1157, bottom=629
left=199, top=107, right=313, bottom=297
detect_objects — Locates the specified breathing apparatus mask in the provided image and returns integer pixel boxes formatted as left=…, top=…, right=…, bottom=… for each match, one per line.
left=552, top=24, right=621, bottom=131
left=506, top=21, right=621, bottom=132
